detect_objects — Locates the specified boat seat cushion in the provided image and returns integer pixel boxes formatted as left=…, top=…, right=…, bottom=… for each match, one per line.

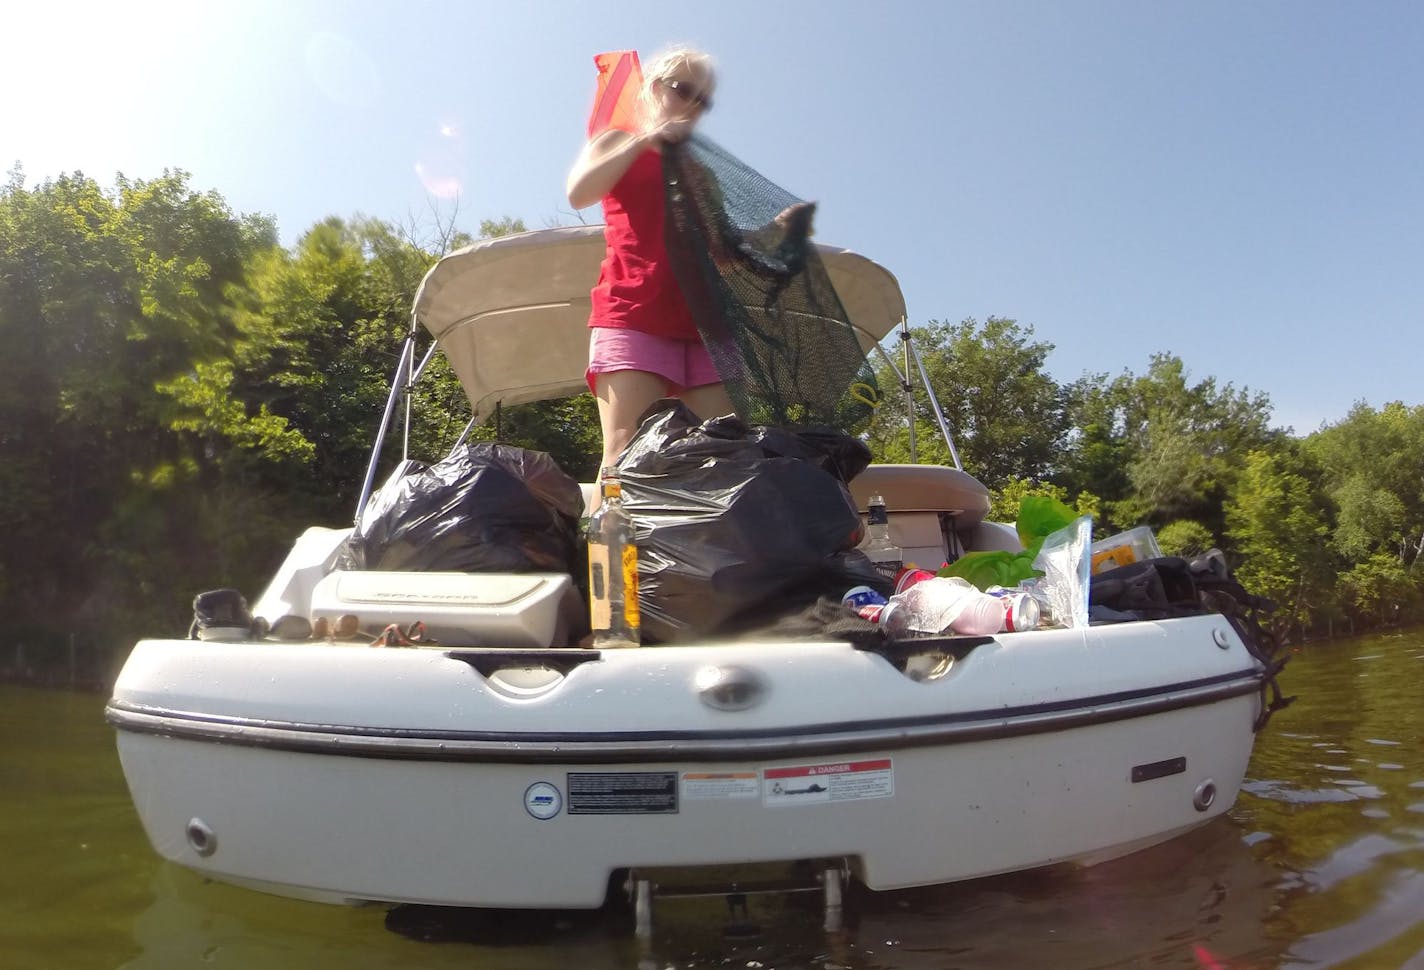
left=848, top=464, right=991, bottom=528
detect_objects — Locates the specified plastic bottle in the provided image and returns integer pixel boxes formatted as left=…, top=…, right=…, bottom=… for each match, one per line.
left=587, top=468, right=640, bottom=648
left=860, top=493, right=903, bottom=581
left=877, top=576, right=1005, bottom=637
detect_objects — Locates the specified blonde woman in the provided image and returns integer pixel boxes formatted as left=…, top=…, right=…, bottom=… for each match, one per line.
left=567, top=47, right=735, bottom=478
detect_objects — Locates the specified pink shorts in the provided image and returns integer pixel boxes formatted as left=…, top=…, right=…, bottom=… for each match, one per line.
left=586, top=326, right=722, bottom=393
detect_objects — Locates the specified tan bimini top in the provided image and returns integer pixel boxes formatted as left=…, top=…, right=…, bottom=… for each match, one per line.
left=412, top=225, right=907, bottom=420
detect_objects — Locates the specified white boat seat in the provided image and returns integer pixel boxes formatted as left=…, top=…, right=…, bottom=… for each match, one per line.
left=848, top=464, right=990, bottom=525
left=848, top=464, right=993, bottom=569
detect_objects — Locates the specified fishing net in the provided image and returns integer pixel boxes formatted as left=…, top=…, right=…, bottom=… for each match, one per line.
left=662, top=135, right=881, bottom=432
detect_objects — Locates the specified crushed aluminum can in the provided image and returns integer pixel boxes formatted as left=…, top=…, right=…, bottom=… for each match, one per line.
left=892, top=568, right=937, bottom=596
left=986, top=587, right=1041, bottom=632
left=842, top=586, right=888, bottom=611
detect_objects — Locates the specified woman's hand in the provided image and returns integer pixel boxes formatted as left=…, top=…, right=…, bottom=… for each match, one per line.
left=773, top=201, right=816, bottom=232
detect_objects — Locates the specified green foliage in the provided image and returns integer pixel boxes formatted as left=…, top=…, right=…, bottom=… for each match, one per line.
left=864, top=317, right=1067, bottom=489
left=0, top=169, right=274, bottom=645
left=492, top=395, right=603, bottom=483
left=1225, top=448, right=1335, bottom=636
left=988, top=477, right=1098, bottom=528
left=479, top=216, right=528, bottom=239
left=1065, top=355, right=1279, bottom=534
left=1338, top=553, right=1418, bottom=624
left=1306, top=401, right=1424, bottom=566
left=1156, top=520, right=1215, bottom=558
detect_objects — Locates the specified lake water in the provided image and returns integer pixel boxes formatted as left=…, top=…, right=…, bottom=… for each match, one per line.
left=2, top=629, right=1421, bottom=969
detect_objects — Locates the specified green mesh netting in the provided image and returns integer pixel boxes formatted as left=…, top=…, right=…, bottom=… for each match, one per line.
left=663, top=136, right=880, bottom=432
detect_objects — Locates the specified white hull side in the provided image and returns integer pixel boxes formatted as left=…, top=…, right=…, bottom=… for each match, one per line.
left=114, top=693, right=1257, bottom=908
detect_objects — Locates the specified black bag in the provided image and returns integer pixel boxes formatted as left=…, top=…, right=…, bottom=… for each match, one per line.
left=189, top=588, right=253, bottom=639
left=1089, top=552, right=1281, bottom=623
left=617, top=400, right=884, bottom=643
left=1089, top=556, right=1202, bottom=621
left=339, top=443, right=584, bottom=574
left=1088, top=551, right=1293, bottom=731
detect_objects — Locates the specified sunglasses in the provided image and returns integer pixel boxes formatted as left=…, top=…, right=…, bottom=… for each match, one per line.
left=662, top=78, right=713, bottom=111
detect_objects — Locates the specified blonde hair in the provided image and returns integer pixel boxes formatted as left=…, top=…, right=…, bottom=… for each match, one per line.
left=637, top=46, right=716, bottom=126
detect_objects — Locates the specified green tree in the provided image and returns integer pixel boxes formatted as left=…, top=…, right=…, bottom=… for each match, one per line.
left=1057, top=373, right=1133, bottom=515
left=1063, top=355, right=1279, bottom=535
left=1338, top=552, right=1417, bottom=626
left=1307, top=401, right=1424, bottom=568
left=988, top=477, right=1099, bottom=527
left=864, top=317, right=1067, bottom=488
left=0, top=169, right=275, bottom=643
left=1224, top=448, right=1335, bottom=640
left=1156, top=520, right=1215, bottom=558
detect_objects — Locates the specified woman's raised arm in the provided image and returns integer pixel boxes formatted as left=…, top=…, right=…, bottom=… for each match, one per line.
left=566, top=129, right=648, bottom=210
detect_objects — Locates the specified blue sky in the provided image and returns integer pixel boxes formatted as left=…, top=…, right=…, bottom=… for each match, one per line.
left=5, top=0, right=1421, bottom=436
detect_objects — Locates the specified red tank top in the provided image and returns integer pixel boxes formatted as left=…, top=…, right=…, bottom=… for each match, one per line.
left=589, top=148, right=700, bottom=340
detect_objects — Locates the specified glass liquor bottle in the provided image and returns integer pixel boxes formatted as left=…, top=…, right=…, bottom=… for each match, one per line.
left=860, top=492, right=904, bottom=582
left=587, top=468, right=641, bottom=648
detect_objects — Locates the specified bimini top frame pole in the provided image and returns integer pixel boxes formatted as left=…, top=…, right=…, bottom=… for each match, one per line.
left=352, top=317, right=441, bottom=529
left=871, top=318, right=963, bottom=471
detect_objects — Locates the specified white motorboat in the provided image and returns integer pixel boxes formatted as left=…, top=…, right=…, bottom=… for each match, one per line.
left=107, top=226, right=1283, bottom=931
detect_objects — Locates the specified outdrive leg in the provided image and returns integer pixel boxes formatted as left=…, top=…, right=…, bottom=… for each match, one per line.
left=821, top=866, right=845, bottom=932
left=634, top=878, right=653, bottom=939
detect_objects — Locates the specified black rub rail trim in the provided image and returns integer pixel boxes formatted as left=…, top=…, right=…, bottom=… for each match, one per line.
left=106, top=667, right=1264, bottom=764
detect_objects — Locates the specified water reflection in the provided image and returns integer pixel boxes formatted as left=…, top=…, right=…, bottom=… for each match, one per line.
left=827, top=821, right=1279, bottom=969
left=112, top=819, right=1284, bottom=969
left=1235, top=631, right=1424, bottom=968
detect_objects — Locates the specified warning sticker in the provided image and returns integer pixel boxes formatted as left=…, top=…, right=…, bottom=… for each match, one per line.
left=681, top=771, right=760, bottom=800
left=763, top=759, right=894, bottom=807
left=566, top=772, right=678, bottom=814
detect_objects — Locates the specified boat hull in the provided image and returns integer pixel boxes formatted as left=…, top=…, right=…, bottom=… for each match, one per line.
left=108, top=615, right=1264, bottom=908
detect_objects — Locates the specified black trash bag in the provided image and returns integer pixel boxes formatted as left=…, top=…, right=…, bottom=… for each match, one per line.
left=339, top=443, right=584, bottom=574
left=615, top=400, right=883, bottom=643
left=620, top=405, right=874, bottom=484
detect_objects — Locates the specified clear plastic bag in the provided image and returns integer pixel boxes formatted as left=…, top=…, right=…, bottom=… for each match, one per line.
left=1028, top=514, right=1092, bottom=629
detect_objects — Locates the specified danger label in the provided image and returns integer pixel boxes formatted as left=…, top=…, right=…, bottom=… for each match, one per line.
left=681, top=771, right=760, bottom=800
left=763, top=759, right=894, bottom=807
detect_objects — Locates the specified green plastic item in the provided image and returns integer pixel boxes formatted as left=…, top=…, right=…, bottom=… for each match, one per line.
left=1015, top=495, right=1078, bottom=549
left=938, top=495, right=1079, bottom=591
left=939, top=548, right=1038, bottom=589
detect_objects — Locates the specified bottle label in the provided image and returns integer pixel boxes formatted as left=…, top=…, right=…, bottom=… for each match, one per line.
left=621, top=545, right=640, bottom=627
left=867, top=504, right=889, bottom=526
left=588, top=544, right=612, bottom=630
left=871, top=557, right=903, bottom=582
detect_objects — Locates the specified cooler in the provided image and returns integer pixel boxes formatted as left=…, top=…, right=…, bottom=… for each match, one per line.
left=307, top=570, right=583, bottom=647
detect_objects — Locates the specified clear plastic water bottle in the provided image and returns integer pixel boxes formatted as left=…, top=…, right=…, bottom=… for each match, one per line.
left=587, top=468, right=640, bottom=648
left=860, top=493, right=903, bottom=581
left=877, top=576, right=1004, bottom=637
